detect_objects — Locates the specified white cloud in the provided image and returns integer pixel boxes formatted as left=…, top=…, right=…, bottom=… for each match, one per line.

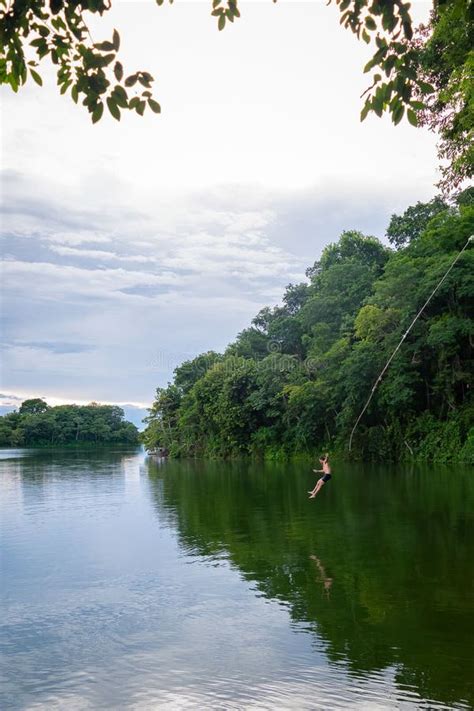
left=46, top=231, right=113, bottom=246
left=1, top=260, right=181, bottom=300
left=48, top=245, right=158, bottom=263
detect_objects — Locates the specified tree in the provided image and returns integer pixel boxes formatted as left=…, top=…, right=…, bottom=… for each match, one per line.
left=19, top=397, right=49, bottom=415
left=415, top=0, right=474, bottom=190
left=300, top=231, right=389, bottom=339
left=142, top=385, right=182, bottom=452
left=173, top=352, right=222, bottom=394
left=282, top=282, right=310, bottom=315
left=1, top=1, right=471, bottom=188
left=386, top=196, right=449, bottom=248
left=0, top=0, right=162, bottom=123
left=357, top=0, right=473, bottom=191
left=226, top=327, right=270, bottom=360
left=0, top=420, right=14, bottom=446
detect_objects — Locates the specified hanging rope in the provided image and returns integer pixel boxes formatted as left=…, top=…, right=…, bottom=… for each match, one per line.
left=348, top=235, right=473, bottom=452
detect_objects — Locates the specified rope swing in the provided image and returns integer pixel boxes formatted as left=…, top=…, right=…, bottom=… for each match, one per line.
left=348, top=235, right=473, bottom=452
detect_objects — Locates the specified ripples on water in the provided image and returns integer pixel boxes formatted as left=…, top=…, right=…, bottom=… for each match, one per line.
left=0, top=448, right=473, bottom=710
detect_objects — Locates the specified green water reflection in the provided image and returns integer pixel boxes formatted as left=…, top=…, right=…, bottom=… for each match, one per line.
left=146, top=458, right=474, bottom=708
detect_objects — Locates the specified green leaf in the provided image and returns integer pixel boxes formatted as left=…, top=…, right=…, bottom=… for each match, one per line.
left=383, top=83, right=392, bottom=103
left=92, top=102, right=104, bottom=123
left=51, top=17, right=66, bottom=31
left=407, top=108, right=418, bottom=127
left=9, top=74, right=19, bottom=92
left=60, top=80, right=72, bottom=95
left=125, top=75, right=138, bottom=87
left=362, top=29, right=370, bottom=44
left=136, top=100, right=146, bottom=116
left=113, top=30, right=120, bottom=51
left=50, top=0, right=62, bottom=14
left=30, top=69, right=43, bottom=86
left=410, top=100, right=425, bottom=111
left=418, top=81, right=435, bottom=95
left=102, top=54, right=116, bottom=67
left=383, top=55, right=396, bottom=77
left=137, top=72, right=153, bottom=88
left=392, top=104, right=405, bottom=126
left=372, top=96, right=383, bottom=117
left=107, top=97, right=121, bottom=121
left=360, top=103, right=370, bottom=122
left=402, top=21, right=413, bottom=40
left=363, top=57, right=377, bottom=74
left=71, top=85, right=79, bottom=104
left=218, top=13, right=226, bottom=30
left=113, top=85, right=128, bottom=108
left=365, top=17, right=377, bottom=31
left=148, top=98, right=161, bottom=113
left=340, top=10, right=349, bottom=25
left=94, top=41, right=114, bottom=51
left=401, top=83, right=412, bottom=102
left=114, top=61, right=123, bottom=82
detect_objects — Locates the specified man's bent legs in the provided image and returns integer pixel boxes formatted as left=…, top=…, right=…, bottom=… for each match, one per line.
left=309, top=479, right=324, bottom=498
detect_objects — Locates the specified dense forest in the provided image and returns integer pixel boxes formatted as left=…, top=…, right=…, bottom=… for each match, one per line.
left=0, top=399, right=139, bottom=447
left=143, top=192, right=474, bottom=463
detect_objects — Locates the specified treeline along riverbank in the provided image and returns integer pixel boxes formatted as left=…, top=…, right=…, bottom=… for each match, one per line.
left=0, top=399, right=139, bottom=447
left=143, top=193, right=473, bottom=463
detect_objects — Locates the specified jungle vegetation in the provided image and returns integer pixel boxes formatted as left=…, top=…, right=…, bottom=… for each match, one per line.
left=143, top=192, right=474, bottom=463
left=0, top=398, right=139, bottom=446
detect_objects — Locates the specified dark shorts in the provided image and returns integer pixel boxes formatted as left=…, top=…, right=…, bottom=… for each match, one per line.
left=320, top=474, right=332, bottom=483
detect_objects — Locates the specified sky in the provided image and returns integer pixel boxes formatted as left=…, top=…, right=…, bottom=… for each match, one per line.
left=1, top=0, right=437, bottom=427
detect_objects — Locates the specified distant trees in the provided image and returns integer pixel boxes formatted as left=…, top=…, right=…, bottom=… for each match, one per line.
left=143, top=197, right=474, bottom=462
left=0, top=401, right=139, bottom=447
left=19, top=398, right=50, bottom=415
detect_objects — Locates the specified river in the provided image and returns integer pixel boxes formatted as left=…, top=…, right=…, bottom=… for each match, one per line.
left=1, top=447, right=473, bottom=709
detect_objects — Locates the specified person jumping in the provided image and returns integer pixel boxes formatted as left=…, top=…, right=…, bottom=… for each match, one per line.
left=308, top=453, right=332, bottom=499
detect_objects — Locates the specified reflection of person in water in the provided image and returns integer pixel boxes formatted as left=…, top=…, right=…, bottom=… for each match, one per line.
left=310, top=555, right=333, bottom=599
left=308, top=453, right=332, bottom=499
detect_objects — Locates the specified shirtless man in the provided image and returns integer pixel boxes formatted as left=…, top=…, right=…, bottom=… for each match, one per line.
left=308, top=453, right=331, bottom=499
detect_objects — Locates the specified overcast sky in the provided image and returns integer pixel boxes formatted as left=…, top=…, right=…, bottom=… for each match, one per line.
left=1, top=0, right=437, bottom=425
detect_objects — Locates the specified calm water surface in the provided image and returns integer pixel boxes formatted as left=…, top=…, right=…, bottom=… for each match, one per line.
left=1, top=447, right=473, bottom=710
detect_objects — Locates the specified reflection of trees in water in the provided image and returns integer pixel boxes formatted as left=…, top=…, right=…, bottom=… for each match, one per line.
left=146, top=458, right=474, bottom=708
left=6, top=447, right=141, bottom=504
